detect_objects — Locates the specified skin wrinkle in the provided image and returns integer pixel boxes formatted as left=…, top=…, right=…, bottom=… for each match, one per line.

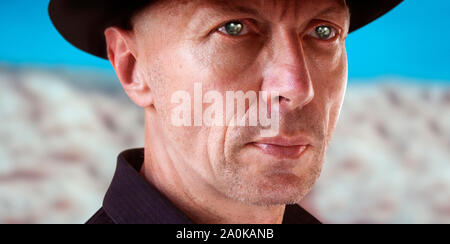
left=105, top=0, right=350, bottom=224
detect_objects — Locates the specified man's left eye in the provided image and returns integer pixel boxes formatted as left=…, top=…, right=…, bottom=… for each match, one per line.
left=309, top=25, right=338, bottom=41
left=218, top=21, right=249, bottom=36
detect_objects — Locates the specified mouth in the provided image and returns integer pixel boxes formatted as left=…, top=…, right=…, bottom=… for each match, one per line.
left=250, top=136, right=311, bottom=160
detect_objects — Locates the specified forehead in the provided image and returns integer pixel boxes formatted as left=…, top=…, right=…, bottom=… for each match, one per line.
left=136, top=0, right=349, bottom=23
left=209, top=0, right=348, bottom=16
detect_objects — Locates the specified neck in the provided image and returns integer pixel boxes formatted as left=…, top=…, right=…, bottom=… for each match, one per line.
left=140, top=112, right=286, bottom=224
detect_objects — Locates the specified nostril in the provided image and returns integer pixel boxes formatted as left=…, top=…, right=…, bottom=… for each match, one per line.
left=279, top=96, right=290, bottom=103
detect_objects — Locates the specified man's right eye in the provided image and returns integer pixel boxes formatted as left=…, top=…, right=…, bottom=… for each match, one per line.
left=217, top=21, right=250, bottom=36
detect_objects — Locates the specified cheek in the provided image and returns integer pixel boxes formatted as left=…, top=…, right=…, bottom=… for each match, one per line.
left=307, top=42, right=347, bottom=100
left=142, top=43, right=235, bottom=167
left=307, top=44, right=348, bottom=134
left=140, top=52, right=203, bottom=158
left=189, top=35, right=265, bottom=84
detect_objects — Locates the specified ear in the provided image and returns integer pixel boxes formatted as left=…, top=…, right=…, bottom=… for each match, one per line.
left=104, top=27, right=153, bottom=108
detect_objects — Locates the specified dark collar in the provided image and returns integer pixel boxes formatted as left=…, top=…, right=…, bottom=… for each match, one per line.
left=101, top=148, right=321, bottom=224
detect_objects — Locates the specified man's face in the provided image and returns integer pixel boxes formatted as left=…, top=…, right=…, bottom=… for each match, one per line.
left=131, top=0, right=349, bottom=205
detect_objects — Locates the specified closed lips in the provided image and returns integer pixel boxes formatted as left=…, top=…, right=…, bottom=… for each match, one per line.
left=251, top=137, right=311, bottom=159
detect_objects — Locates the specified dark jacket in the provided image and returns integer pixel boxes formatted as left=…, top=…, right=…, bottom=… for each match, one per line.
left=86, top=148, right=321, bottom=224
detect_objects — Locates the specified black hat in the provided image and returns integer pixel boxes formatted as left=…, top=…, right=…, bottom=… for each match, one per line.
left=49, top=0, right=403, bottom=59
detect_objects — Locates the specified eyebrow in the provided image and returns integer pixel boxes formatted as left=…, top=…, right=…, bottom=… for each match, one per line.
left=210, top=2, right=264, bottom=19
left=314, top=6, right=350, bottom=19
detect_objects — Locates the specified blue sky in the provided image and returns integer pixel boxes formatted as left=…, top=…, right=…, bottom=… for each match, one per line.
left=0, top=0, right=449, bottom=81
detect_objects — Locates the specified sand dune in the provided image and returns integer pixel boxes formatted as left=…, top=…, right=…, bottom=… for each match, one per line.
left=0, top=66, right=448, bottom=223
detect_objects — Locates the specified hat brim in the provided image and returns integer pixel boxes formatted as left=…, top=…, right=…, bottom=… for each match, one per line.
left=49, top=0, right=403, bottom=60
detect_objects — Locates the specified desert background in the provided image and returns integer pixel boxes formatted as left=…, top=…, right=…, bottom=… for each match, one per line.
left=0, top=65, right=448, bottom=224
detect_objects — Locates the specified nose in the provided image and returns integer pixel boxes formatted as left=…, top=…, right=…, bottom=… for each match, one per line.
left=261, top=31, right=314, bottom=111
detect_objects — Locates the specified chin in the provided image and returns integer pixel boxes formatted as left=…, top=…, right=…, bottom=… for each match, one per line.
left=226, top=171, right=318, bottom=206
left=219, top=145, right=324, bottom=206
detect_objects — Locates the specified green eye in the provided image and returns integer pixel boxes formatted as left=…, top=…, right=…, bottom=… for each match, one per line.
left=220, top=21, right=245, bottom=36
left=314, top=25, right=336, bottom=40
